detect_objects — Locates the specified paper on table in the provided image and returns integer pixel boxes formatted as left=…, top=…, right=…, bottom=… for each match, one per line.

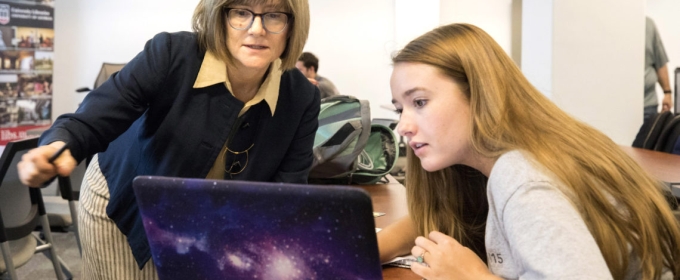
left=383, top=255, right=418, bottom=268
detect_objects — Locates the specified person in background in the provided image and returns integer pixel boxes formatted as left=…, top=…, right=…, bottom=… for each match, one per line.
left=17, top=0, right=318, bottom=279
left=645, top=17, right=673, bottom=120
left=379, top=23, right=680, bottom=280
left=296, top=51, right=340, bottom=99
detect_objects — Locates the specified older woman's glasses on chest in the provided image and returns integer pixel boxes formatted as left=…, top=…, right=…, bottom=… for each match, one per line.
left=225, top=8, right=291, bottom=34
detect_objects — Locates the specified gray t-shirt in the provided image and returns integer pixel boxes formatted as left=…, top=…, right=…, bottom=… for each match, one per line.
left=644, top=17, right=669, bottom=107
left=315, top=75, right=340, bottom=99
left=485, top=150, right=672, bottom=279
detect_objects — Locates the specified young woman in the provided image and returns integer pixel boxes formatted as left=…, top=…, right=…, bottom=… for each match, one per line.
left=379, top=23, right=680, bottom=280
left=18, top=0, right=317, bottom=279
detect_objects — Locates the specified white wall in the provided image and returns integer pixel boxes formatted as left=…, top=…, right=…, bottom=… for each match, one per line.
left=647, top=0, right=679, bottom=112
left=520, top=0, right=553, bottom=97
left=53, top=0, right=196, bottom=116
left=551, top=0, right=644, bottom=145
left=305, top=0, right=395, bottom=120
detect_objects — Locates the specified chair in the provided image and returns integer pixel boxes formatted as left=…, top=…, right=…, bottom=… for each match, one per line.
left=75, top=62, right=126, bottom=93
left=632, top=111, right=674, bottom=150
left=0, top=137, right=72, bottom=279
left=654, top=114, right=680, bottom=154
left=42, top=160, right=86, bottom=256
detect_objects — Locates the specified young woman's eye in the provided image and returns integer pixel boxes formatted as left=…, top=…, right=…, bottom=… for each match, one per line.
left=414, top=99, right=427, bottom=108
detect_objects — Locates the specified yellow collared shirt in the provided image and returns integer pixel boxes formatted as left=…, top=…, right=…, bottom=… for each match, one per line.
left=193, top=51, right=280, bottom=116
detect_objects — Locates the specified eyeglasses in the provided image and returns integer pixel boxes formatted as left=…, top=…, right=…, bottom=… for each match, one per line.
left=225, top=8, right=292, bottom=34
left=224, top=143, right=254, bottom=178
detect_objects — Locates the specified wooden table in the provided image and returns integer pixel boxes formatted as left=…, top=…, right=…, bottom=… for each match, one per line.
left=357, top=177, right=419, bottom=280
left=354, top=146, right=680, bottom=279
left=619, top=146, right=680, bottom=184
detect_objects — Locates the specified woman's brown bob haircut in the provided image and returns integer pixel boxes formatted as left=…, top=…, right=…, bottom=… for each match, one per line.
left=192, top=0, right=310, bottom=70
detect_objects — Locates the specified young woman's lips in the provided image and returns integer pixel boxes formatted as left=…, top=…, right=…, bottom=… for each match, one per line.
left=410, top=142, right=428, bottom=156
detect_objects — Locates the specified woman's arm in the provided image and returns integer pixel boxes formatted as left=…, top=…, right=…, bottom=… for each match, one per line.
left=272, top=85, right=321, bottom=183
left=39, top=32, right=173, bottom=162
left=378, top=215, right=418, bottom=263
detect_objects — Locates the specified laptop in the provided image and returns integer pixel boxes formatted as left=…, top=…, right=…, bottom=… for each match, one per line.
left=132, top=176, right=383, bottom=280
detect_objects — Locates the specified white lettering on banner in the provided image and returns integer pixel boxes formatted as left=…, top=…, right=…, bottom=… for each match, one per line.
left=11, top=13, right=30, bottom=19
left=31, top=9, right=49, bottom=16
left=11, top=7, right=31, bottom=14
left=1, top=130, right=27, bottom=141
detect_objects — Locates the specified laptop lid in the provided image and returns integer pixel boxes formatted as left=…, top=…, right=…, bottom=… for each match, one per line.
left=132, top=176, right=383, bottom=280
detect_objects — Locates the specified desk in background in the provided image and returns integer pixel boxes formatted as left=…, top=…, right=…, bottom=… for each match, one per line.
left=619, top=146, right=680, bottom=197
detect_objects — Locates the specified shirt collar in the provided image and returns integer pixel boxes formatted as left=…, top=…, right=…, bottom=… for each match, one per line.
left=193, top=51, right=280, bottom=116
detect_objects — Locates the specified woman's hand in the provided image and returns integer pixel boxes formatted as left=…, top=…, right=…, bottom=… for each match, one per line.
left=18, top=141, right=77, bottom=187
left=411, top=231, right=499, bottom=280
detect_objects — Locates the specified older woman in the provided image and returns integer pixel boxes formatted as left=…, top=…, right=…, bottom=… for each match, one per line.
left=18, top=0, right=317, bottom=279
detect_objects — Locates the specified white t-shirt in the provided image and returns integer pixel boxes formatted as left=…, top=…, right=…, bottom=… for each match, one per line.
left=485, top=150, right=672, bottom=279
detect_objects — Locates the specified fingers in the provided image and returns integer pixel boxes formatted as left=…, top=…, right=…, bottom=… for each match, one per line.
left=17, top=142, right=77, bottom=187
left=429, top=231, right=459, bottom=245
left=52, top=149, right=77, bottom=177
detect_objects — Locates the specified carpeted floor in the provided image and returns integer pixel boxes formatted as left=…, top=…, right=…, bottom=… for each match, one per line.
left=2, top=229, right=82, bottom=280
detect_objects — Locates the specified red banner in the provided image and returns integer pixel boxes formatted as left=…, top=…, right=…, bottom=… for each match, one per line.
left=0, top=124, right=49, bottom=145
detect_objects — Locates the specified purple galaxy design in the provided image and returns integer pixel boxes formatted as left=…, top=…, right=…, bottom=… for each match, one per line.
left=133, top=177, right=383, bottom=280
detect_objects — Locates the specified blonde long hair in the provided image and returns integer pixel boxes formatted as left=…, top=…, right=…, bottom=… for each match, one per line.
left=192, top=0, right=309, bottom=70
left=396, top=23, right=680, bottom=279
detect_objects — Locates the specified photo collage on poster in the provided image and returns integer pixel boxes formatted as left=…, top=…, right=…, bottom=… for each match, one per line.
left=0, top=0, right=54, bottom=144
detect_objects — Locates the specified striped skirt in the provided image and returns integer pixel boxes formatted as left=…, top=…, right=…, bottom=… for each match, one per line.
left=78, top=154, right=159, bottom=280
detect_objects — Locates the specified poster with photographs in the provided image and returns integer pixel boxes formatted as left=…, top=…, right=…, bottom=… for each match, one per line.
left=0, top=0, right=54, bottom=146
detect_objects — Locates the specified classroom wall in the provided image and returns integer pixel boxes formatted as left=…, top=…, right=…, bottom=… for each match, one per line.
left=550, top=0, right=644, bottom=145
left=647, top=0, right=680, bottom=112
left=52, top=0, right=655, bottom=145
left=53, top=0, right=196, bottom=114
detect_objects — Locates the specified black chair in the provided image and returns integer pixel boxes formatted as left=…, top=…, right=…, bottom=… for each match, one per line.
left=0, top=137, right=72, bottom=279
left=654, top=114, right=680, bottom=154
left=42, top=160, right=86, bottom=256
left=632, top=111, right=674, bottom=150
left=75, top=62, right=126, bottom=93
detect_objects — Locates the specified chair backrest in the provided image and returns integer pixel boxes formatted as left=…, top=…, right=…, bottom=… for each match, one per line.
left=0, top=137, right=41, bottom=243
left=632, top=111, right=674, bottom=149
left=57, top=160, right=86, bottom=201
left=655, top=114, right=680, bottom=154
left=93, top=63, right=126, bottom=89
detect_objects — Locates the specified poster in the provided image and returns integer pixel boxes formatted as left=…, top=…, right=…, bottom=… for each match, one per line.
left=0, top=0, right=54, bottom=146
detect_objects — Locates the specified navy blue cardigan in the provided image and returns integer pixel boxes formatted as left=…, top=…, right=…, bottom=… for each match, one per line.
left=39, top=32, right=320, bottom=267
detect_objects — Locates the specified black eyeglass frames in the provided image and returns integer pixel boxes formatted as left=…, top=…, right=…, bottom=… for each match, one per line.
left=225, top=8, right=292, bottom=34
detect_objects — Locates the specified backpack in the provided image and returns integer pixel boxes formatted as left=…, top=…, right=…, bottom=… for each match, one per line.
left=309, top=95, right=399, bottom=184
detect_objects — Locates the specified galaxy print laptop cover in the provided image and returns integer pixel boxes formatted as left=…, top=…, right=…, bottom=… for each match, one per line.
left=132, top=176, right=383, bottom=280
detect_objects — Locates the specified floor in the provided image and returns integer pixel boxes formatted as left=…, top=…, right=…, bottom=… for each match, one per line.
left=2, top=230, right=82, bottom=280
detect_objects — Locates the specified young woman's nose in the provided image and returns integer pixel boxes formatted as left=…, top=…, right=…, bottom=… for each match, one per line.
left=396, top=114, right=414, bottom=137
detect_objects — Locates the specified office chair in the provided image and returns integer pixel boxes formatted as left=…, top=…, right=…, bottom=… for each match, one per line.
left=654, top=114, right=680, bottom=154
left=632, top=111, right=674, bottom=150
left=42, top=160, right=86, bottom=256
left=75, top=62, right=126, bottom=93
left=0, top=137, right=72, bottom=280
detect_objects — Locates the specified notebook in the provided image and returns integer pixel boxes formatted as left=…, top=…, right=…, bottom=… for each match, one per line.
left=132, top=176, right=383, bottom=280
